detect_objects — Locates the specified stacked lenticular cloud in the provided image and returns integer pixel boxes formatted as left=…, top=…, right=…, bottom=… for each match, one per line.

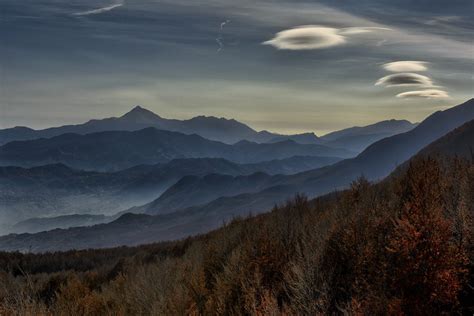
left=376, top=61, right=449, bottom=99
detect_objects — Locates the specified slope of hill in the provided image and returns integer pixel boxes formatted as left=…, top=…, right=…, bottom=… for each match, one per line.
left=414, top=119, right=474, bottom=158
left=352, top=99, right=473, bottom=178
left=1, top=99, right=472, bottom=252
left=0, top=156, right=340, bottom=230
left=0, top=128, right=352, bottom=171
left=321, top=119, right=416, bottom=141
left=0, top=106, right=320, bottom=145
left=138, top=172, right=274, bottom=215
left=320, top=119, right=417, bottom=152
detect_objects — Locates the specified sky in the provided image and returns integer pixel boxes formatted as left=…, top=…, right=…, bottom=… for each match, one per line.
left=1, top=0, right=473, bottom=135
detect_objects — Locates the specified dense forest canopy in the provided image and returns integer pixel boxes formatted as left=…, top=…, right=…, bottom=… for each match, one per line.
left=1, top=156, right=472, bottom=315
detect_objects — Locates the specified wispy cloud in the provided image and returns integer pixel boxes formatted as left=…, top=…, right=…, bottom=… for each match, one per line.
left=375, top=73, right=434, bottom=87
left=216, top=19, right=231, bottom=52
left=424, top=15, right=463, bottom=26
left=73, top=3, right=123, bottom=16
left=382, top=61, right=428, bottom=72
left=262, top=25, right=390, bottom=50
left=338, top=26, right=392, bottom=35
left=396, top=89, right=449, bottom=99
left=220, top=19, right=231, bottom=30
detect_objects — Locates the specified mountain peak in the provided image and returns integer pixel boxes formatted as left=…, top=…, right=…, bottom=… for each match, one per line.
left=121, top=105, right=162, bottom=122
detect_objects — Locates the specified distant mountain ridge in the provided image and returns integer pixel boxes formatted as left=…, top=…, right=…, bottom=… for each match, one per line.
left=0, top=106, right=416, bottom=148
left=0, top=106, right=321, bottom=145
left=1, top=99, right=471, bottom=252
left=321, top=119, right=416, bottom=141
left=0, top=128, right=352, bottom=171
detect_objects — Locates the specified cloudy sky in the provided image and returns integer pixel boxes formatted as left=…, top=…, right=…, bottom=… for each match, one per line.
left=1, top=0, right=473, bottom=135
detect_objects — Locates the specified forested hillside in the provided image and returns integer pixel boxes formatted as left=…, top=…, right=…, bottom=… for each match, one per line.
left=1, top=156, right=472, bottom=315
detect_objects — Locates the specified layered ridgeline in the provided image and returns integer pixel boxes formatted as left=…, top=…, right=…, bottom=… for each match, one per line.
left=0, top=106, right=415, bottom=151
left=165, top=99, right=474, bottom=220
left=0, top=156, right=341, bottom=231
left=1, top=99, right=472, bottom=252
left=0, top=106, right=323, bottom=145
left=0, top=128, right=353, bottom=171
left=139, top=99, right=474, bottom=217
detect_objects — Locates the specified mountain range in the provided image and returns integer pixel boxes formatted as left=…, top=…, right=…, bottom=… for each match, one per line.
left=1, top=99, right=471, bottom=252
left=165, top=99, right=474, bottom=219
left=133, top=99, right=473, bottom=216
left=0, top=106, right=320, bottom=145
left=0, top=128, right=353, bottom=171
left=0, top=108, right=417, bottom=233
left=0, top=106, right=416, bottom=152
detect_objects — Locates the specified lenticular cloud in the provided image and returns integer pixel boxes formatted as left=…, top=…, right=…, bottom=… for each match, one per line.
left=262, top=25, right=390, bottom=50
left=375, top=73, right=433, bottom=87
left=396, top=89, right=449, bottom=99
left=338, top=26, right=392, bottom=35
left=382, top=61, right=428, bottom=72
left=262, top=26, right=346, bottom=50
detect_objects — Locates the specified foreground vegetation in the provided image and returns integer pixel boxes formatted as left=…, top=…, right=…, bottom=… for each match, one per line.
left=0, top=157, right=472, bottom=315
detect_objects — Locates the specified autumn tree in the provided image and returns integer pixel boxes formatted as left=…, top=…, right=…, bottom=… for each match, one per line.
left=384, top=158, right=468, bottom=314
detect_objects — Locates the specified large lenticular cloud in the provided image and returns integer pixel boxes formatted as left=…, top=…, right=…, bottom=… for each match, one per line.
left=262, top=25, right=390, bottom=50
left=375, top=73, right=433, bottom=87
left=262, top=26, right=346, bottom=50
